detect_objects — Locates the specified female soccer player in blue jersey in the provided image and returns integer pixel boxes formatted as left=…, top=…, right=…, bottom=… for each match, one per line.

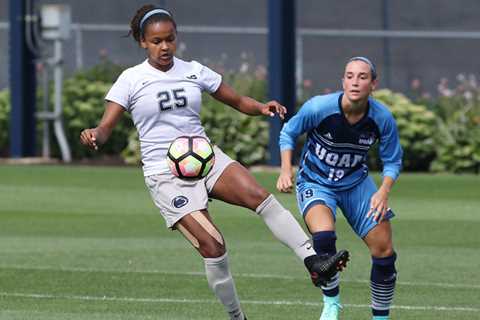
left=80, top=5, right=348, bottom=320
left=277, top=57, right=402, bottom=320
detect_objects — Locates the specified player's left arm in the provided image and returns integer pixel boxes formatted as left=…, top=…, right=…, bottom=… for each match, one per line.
left=367, top=114, right=403, bottom=222
left=211, top=82, right=287, bottom=119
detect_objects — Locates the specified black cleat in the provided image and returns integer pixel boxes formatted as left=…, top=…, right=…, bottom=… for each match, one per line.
left=307, top=250, right=349, bottom=287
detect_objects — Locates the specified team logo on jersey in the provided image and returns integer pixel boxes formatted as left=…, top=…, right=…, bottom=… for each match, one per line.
left=358, top=133, right=376, bottom=145
left=315, top=144, right=364, bottom=168
left=172, top=196, right=189, bottom=208
left=186, top=74, right=197, bottom=80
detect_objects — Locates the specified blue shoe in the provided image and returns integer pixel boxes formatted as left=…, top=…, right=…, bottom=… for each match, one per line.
left=320, top=295, right=342, bottom=320
left=372, top=316, right=389, bottom=320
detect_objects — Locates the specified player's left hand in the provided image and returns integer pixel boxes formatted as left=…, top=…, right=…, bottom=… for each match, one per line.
left=366, top=188, right=389, bottom=223
left=259, top=100, right=287, bottom=119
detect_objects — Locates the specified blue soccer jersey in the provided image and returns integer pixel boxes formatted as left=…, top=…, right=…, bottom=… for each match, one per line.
left=279, top=92, right=403, bottom=191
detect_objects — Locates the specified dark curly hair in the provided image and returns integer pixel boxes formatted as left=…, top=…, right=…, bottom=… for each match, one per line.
left=129, top=5, right=176, bottom=44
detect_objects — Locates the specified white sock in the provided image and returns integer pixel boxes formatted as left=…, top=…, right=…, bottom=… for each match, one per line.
left=204, top=253, right=245, bottom=320
left=256, top=194, right=316, bottom=261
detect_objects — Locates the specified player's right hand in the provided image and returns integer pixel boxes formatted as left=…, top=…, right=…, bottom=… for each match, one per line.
left=276, top=170, right=293, bottom=193
left=80, top=128, right=99, bottom=150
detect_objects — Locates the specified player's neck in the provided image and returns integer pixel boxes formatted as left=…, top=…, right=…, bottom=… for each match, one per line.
left=147, top=58, right=174, bottom=72
left=341, top=95, right=368, bottom=124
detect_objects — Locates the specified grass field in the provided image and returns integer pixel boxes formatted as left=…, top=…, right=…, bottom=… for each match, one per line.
left=0, top=165, right=479, bottom=319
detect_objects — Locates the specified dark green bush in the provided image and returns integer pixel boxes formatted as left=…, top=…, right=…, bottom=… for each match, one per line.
left=60, top=74, right=134, bottom=159
left=3, top=60, right=479, bottom=173
left=0, top=90, right=9, bottom=156
left=201, top=94, right=269, bottom=166
left=202, top=73, right=269, bottom=165
left=373, top=89, right=437, bottom=171
left=429, top=91, right=480, bottom=173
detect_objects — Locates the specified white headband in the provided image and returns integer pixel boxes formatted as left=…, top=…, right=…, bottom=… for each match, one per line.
left=139, top=9, right=171, bottom=30
left=348, top=56, right=377, bottom=80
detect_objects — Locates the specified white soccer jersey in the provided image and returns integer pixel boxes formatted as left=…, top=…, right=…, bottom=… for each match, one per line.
left=105, top=57, right=222, bottom=176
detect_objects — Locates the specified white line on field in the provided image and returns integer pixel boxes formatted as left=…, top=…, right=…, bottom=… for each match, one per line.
left=0, top=292, right=478, bottom=313
left=2, top=264, right=480, bottom=290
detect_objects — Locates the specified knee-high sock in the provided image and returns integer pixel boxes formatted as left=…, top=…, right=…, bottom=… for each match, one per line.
left=312, top=231, right=340, bottom=297
left=204, top=253, right=245, bottom=320
left=256, top=194, right=316, bottom=261
left=371, top=253, right=397, bottom=317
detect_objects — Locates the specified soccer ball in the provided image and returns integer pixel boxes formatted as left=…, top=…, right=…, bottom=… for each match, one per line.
left=167, top=136, right=215, bottom=180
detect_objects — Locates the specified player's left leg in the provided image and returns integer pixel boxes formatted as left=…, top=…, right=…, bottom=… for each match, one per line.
left=209, top=161, right=316, bottom=258
left=207, top=157, right=347, bottom=284
left=363, top=222, right=397, bottom=320
left=339, top=175, right=397, bottom=320
left=175, top=211, right=247, bottom=320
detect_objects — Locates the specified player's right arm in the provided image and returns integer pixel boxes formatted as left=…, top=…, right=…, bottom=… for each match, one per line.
left=276, top=96, right=323, bottom=193
left=80, top=101, right=125, bottom=150
left=277, top=149, right=294, bottom=193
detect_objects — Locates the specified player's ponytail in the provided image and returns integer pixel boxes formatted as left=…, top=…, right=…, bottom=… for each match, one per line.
left=128, top=5, right=176, bottom=44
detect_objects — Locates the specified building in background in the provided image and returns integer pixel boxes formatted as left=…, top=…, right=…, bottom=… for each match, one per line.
left=1, top=0, right=480, bottom=97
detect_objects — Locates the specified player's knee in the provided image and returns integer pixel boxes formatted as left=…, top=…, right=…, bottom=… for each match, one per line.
left=239, top=185, right=270, bottom=211
left=370, top=245, right=394, bottom=258
left=245, top=186, right=270, bottom=210
left=199, top=239, right=226, bottom=258
left=312, top=231, right=337, bottom=256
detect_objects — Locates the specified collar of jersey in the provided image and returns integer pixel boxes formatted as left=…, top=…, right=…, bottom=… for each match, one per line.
left=143, top=57, right=178, bottom=75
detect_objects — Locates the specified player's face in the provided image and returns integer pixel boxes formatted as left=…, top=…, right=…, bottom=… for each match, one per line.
left=141, top=21, right=177, bottom=71
left=342, top=61, right=377, bottom=103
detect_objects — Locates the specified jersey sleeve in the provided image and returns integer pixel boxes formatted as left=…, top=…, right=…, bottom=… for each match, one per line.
left=105, top=70, right=132, bottom=111
left=378, top=114, right=403, bottom=180
left=197, top=63, right=222, bottom=93
left=279, top=97, right=324, bottom=151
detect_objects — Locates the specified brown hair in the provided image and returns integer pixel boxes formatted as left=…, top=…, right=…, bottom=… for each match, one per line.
left=128, top=5, right=176, bottom=44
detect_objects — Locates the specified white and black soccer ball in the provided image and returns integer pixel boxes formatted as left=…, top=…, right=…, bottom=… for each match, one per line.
left=167, top=136, right=215, bottom=180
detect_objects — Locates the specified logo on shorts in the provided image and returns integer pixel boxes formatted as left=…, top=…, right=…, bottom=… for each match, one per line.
left=172, top=196, right=189, bottom=208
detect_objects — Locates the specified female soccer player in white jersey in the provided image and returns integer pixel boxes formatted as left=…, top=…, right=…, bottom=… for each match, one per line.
left=80, top=5, right=348, bottom=320
left=277, top=57, right=402, bottom=320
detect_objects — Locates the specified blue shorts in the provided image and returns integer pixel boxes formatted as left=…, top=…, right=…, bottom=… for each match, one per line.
left=296, top=176, right=395, bottom=238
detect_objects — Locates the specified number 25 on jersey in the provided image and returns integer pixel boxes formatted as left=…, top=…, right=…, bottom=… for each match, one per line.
left=158, top=88, right=188, bottom=111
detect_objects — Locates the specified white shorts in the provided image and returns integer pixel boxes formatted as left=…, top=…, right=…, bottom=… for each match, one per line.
left=144, top=146, right=235, bottom=228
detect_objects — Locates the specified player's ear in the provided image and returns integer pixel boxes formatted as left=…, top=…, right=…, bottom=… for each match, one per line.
left=371, top=78, right=378, bottom=91
left=140, top=38, right=148, bottom=49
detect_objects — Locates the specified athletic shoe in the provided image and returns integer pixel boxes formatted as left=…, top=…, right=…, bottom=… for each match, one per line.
left=309, top=250, right=349, bottom=287
left=320, top=295, right=342, bottom=320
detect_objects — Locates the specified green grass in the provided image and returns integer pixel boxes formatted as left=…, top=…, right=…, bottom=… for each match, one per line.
left=0, top=165, right=479, bottom=319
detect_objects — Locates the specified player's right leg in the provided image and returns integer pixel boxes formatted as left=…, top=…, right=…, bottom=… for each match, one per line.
left=298, top=185, right=346, bottom=320
left=175, top=211, right=246, bottom=320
